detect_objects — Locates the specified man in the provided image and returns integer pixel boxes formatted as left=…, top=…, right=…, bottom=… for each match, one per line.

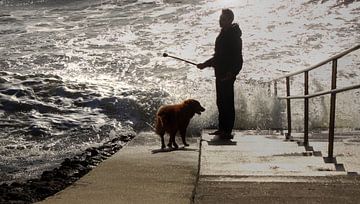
left=197, top=8, right=243, bottom=140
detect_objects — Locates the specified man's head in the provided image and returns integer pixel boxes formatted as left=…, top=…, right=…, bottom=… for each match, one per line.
left=219, top=9, right=234, bottom=29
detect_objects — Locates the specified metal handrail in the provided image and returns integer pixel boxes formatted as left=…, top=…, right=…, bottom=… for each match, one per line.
left=273, top=44, right=360, bottom=81
left=278, top=84, right=360, bottom=100
left=273, top=44, right=360, bottom=160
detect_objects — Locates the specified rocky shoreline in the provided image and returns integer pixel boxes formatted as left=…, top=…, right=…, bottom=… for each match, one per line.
left=0, top=134, right=135, bottom=204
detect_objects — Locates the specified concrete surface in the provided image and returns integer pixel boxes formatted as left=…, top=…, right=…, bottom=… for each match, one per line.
left=194, top=130, right=360, bottom=204
left=200, top=130, right=348, bottom=177
left=39, top=132, right=199, bottom=204
left=194, top=177, right=360, bottom=204
left=39, top=130, right=360, bottom=204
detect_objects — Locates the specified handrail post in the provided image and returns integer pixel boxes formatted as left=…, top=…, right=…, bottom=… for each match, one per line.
left=286, top=77, right=291, bottom=139
left=328, top=59, right=337, bottom=159
left=274, top=81, right=278, bottom=97
left=304, top=71, right=309, bottom=146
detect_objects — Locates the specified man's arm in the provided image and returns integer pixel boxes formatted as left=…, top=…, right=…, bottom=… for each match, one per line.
left=197, top=56, right=216, bottom=69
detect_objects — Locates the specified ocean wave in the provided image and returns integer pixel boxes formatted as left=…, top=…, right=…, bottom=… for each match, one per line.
left=0, top=71, right=169, bottom=183
left=1, top=0, right=90, bottom=7
left=0, top=0, right=145, bottom=8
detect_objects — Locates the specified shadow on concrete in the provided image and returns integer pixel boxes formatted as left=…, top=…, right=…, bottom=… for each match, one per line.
left=322, top=156, right=351, bottom=173
left=151, top=147, right=198, bottom=154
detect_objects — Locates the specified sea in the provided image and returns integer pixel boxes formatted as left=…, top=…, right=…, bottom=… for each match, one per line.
left=0, top=0, right=359, bottom=183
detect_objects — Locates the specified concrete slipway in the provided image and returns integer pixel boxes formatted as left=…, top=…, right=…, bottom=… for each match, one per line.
left=40, top=130, right=360, bottom=204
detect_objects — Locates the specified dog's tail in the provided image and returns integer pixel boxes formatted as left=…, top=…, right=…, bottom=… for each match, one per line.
left=154, top=113, right=166, bottom=135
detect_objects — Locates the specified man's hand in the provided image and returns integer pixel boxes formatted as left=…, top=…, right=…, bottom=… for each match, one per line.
left=197, top=63, right=206, bottom=70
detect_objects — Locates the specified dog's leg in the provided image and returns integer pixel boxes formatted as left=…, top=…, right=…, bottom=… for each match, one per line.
left=172, top=135, right=179, bottom=149
left=168, top=132, right=178, bottom=149
left=172, top=131, right=179, bottom=149
left=179, top=128, right=189, bottom=147
left=167, top=132, right=173, bottom=148
left=160, top=133, right=166, bottom=149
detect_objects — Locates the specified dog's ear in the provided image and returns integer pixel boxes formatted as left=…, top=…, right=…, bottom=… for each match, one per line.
left=183, top=99, right=194, bottom=105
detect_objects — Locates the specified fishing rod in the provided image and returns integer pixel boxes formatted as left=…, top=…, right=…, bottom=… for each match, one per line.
left=162, top=53, right=197, bottom=66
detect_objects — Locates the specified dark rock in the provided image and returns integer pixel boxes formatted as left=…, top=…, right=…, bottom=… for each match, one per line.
left=89, top=149, right=99, bottom=156
left=73, top=155, right=84, bottom=161
left=59, top=166, right=79, bottom=177
left=84, top=151, right=92, bottom=157
left=10, top=182, right=21, bottom=188
left=100, top=155, right=108, bottom=160
left=7, top=188, right=32, bottom=202
left=111, top=138, right=120, bottom=143
left=41, top=171, right=55, bottom=181
left=88, top=165, right=97, bottom=169
left=91, top=155, right=103, bottom=162
left=61, top=158, right=71, bottom=166
left=113, top=146, right=122, bottom=152
left=102, top=147, right=112, bottom=152
left=78, top=166, right=91, bottom=176
left=79, top=160, right=90, bottom=167
left=35, top=186, right=56, bottom=197
left=101, top=151, right=112, bottom=157
left=53, top=168, right=71, bottom=180
left=0, top=183, right=9, bottom=188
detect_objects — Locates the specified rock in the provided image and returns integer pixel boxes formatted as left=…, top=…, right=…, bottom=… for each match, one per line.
left=91, top=155, right=103, bottom=162
left=112, top=146, right=122, bottom=152
left=41, top=171, right=55, bottom=181
left=7, top=188, right=32, bottom=202
left=101, top=151, right=112, bottom=157
left=111, top=138, right=120, bottom=143
left=53, top=168, right=71, bottom=180
left=35, top=186, right=56, bottom=197
left=100, top=155, right=108, bottom=160
left=89, top=149, right=99, bottom=156
left=78, top=166, right=91, bottom=176
left=10, top=182, right=22, bottom=188
left=61, top=158, right=71, bottom=166
left=0, top=183, right=9, bottom=188
left=73, top=155, right=82, bottom=161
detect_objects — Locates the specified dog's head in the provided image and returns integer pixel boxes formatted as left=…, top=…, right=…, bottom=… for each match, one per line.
left=184, top=99, right=205, bottom=115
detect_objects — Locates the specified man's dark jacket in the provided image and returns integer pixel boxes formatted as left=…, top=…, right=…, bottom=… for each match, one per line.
left=204, top=23, right=243, bottom=78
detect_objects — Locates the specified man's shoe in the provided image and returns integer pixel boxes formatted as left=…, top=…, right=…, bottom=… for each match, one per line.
left=209, top=130, right=223, bottom=135
left=219, top=132, right=234, bottom=140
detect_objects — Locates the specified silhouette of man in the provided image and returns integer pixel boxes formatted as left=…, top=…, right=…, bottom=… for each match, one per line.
left=197, top=9, right=243, bottom=139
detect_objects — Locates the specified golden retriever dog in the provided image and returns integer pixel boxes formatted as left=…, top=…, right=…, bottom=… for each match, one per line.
left=155, top=99, right=205, bottom=149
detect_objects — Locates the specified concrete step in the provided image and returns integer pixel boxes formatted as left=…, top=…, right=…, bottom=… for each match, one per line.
left=195, top=130, right=360, bottom=204
left=200, top=130, right=347, bottom=177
